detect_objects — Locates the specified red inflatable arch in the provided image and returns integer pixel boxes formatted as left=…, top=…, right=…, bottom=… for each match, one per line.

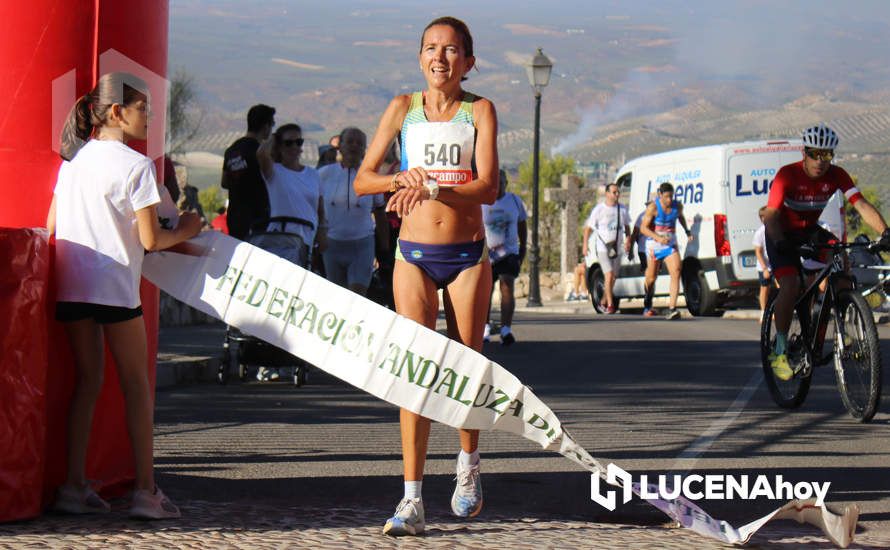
left=0, top=0, right=170, bottom=521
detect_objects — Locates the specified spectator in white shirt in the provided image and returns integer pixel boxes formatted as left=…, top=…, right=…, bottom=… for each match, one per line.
left=752, top=206, right=772, bottom=315
left=319, top=127, right=388, bottom=296
left=582, top=183, right=631, bottom=313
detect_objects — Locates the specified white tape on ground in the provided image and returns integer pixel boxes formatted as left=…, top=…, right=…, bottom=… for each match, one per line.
left=142, top=232, right=859, bottom=547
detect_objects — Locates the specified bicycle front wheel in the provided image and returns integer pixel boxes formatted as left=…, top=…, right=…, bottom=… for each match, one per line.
left=833, top=290, right=883, bottom=422
left=761, top=292, right=813, bottom=409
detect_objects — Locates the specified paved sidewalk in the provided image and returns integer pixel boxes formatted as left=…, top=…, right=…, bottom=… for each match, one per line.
left=5, top=499, right=888, bottom=549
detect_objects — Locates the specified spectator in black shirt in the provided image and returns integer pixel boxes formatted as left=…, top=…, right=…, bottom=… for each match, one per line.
left=222, top=104, right=276, bottom=239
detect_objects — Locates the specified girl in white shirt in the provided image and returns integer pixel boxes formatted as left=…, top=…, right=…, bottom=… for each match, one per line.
left=46, top=72, right=202, bottom=519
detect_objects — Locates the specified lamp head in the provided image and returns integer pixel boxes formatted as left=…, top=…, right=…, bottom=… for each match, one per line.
left=526, top=47, right=553, bottom=90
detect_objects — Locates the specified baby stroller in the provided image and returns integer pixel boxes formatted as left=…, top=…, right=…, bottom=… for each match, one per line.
left=218, top=216, right=314, bottom=387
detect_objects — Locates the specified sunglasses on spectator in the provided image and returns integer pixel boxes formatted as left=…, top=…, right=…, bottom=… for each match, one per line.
left=806, top=148, right=834, bottom=162
left=282, top=138, right=304, bottom=147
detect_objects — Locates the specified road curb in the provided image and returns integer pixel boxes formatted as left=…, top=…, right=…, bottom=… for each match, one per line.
left=156, top=353, right=220, bottom=389
left=721, top=310, right=762, bottom=320
left=515, top=304, right=590, bottom=314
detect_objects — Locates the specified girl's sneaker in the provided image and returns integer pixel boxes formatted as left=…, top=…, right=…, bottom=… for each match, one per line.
left=130, top=486, right=181, bottom=520
left=53, top=483, right=110, bottom=514
left=499, top=326, right=515, bottom=346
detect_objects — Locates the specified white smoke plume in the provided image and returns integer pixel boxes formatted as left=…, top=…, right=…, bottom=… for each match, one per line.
left=551, top=70, right=675, bottom=156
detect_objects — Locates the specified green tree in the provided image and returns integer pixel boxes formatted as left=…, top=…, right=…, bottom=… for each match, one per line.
left=515, top=154, right=578, bottom=272
left=846, top=180, right=884, bottom=239
left=199, top=185, right=225, bottom=219
left=166, top=68, right=203, bottom=155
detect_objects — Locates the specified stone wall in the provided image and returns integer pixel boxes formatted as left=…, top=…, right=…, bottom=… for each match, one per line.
left=159, top=291, right=218, bottom=327
left=500, top=271, right=573, bottom=304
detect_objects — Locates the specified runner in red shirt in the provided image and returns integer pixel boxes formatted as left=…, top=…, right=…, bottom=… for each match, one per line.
left=763, top=124, right=890, bottom=380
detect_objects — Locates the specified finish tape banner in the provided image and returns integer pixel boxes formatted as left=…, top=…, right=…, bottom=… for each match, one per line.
left=142, top=231, right=858, bottom=547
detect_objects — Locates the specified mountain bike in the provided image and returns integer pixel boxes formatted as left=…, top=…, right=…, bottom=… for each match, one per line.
left=760, top=240, right=884, bottom=421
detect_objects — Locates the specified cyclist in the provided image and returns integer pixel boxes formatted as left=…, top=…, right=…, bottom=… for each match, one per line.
left=763, top=123, right=890, bottom=380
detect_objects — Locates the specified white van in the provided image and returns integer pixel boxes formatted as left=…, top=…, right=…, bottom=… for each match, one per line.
left=585, top=139, right=845, bottom=316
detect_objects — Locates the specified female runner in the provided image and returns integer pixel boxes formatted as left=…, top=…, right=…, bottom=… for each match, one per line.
left=354, top=16, right=498, bottom=537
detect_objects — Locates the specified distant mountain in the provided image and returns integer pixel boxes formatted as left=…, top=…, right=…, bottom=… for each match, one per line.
left=170, top=0, right=890, bottom=185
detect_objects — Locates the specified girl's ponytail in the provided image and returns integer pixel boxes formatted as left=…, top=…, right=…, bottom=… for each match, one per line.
left=58, top=72, right=148, bottom=161
left=59, top=94, right=94, bottom=161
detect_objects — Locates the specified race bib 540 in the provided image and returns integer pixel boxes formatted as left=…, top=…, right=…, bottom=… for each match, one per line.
left=405, top=121, right=475, bottom=186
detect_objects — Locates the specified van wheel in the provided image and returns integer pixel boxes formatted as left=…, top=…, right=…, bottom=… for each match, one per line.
left=588, top=266, right=608, bottom=314
left=684, top=268, right=717, bottom=316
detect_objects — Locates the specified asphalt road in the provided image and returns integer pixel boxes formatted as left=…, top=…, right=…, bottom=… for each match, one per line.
left=150, top=312, right=890, bottom=539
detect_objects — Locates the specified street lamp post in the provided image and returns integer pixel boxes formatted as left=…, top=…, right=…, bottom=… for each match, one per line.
left=525, top=47, right=552, bottom=307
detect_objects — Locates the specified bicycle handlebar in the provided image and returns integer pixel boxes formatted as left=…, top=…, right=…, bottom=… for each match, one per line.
left=809, top=240, right=887, bottom=252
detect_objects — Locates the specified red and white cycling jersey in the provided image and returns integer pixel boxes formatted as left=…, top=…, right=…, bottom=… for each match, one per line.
left=767, top=161, right=862, bottom=232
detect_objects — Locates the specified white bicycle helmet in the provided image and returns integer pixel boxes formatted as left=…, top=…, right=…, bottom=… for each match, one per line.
left=801, top=123, right=839, bottom=149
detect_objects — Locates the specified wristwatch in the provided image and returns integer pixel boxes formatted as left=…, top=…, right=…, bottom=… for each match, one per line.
left=425, top=179, right=440, bottom=201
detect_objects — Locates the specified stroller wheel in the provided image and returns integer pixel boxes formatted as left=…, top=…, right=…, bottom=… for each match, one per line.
left=218, top=349, right=231, bottom=385
left=294, top=365, right=307, bottom=387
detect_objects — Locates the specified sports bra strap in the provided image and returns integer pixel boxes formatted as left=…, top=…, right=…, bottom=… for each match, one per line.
left=408, top=91, right=476, bottom=124
left=458, top=92, right=476, bottom=119
left=409, top=91, right=423, bottom=111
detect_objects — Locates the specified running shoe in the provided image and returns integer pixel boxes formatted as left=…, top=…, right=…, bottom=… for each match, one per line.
left=579, top=293, right=589, bottom=301
left=482, top=323, right=491, bottom=343
left=52, top=483, right=110, bottom=515
left=451, top=457, right=483, bottom=518
left=643, top=308, right=657, bottom=317
left=606, top=305, right=617, bottom=314
left=500, top=326, right=515, bottom=346
left=383, top=497, right=425, bottom=536
left=770, top=353, right=794, bottom=381
left=256, top=367, right=280, bottom=381
left=130, top=486, right=181, bottom=520
left=566, top=292, right=578, bottom=302
left=665, top=308, right=681, bottom=320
